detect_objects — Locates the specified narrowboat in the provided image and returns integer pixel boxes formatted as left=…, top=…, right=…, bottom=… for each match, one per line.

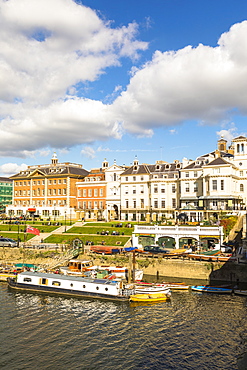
left=7, top=271, right=135, bottom=301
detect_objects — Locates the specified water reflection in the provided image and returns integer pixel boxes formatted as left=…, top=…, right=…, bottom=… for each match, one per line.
left=0, top=282, right=246, bottom=370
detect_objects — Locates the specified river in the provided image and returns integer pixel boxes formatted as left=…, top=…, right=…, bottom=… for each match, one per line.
left=0, top=280, right=246, bottom=370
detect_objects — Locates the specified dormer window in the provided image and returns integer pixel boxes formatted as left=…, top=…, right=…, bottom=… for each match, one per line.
left=133, top=165, right=138, bottom=171
left=155, top=165, right=160, bottom=171
left=165, top=164, right=170, bottom=170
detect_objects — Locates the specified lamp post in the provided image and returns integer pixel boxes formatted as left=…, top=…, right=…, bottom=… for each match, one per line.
left=17, top=223, right=20, bottom=247
left=8, top=215, right=12, bottom=231
left=64, top=211, right=67, bottom=232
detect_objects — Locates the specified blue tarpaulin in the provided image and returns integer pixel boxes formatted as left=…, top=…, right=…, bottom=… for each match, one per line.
left=123, top=247, right=138, bottom=252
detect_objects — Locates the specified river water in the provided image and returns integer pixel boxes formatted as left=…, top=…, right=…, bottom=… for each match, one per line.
left=0, top=280, right=246, bottom=370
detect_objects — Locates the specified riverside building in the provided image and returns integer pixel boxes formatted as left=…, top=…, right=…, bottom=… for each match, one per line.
left=76, top=159, right=127, bottom=221
left=6, top=153, right=89, bottom=220
left=0, top=177, right=13, bottom=213
left=120, top=157, right=181, bottom=222
left=5, top=135, right=247, bottom=223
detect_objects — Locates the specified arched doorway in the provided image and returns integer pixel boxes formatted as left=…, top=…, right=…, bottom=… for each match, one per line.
left=179, top=237, right=198, bottom=250
left=113, top=204, right=119, bottom=220
left=157, top=236, right=176, bottom=249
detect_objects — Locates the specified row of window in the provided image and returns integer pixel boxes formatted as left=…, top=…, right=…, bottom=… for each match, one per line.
left=78, top=201, right=104, bottom=210
left=183, top=180, right=245, bottom=192
left=78, top=188, right=104, bottom=197
left=185, top=171, right=198, bottom=178
left=15, top=179, right=67, bottom=186
left=15, top=189, right=67, bottom=196
left=185, top=182, right=198, bottom=192
left=124, top=184, right=176, bottom=194
left=124, top=175, right=177, bottom=181
left=124, top=199, right=176, bottom=209
left=211, top=180, right=244, bottom=192
left=14, top=200, right=67, bottom=206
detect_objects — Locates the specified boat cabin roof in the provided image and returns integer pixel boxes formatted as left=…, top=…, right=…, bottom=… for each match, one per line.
left=68, top=259, right=91, bottom=263
left=19, top=271, right=119, bottom=285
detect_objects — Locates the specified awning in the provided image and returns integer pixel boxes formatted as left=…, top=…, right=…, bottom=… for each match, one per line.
left=28, top=208, right=36, bottom=212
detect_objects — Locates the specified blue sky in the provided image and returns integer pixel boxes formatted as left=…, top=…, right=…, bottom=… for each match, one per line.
left=0, top=0, right=247, bottom=176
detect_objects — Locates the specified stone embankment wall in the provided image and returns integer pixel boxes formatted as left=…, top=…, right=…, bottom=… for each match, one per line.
left=1, top=248, right=247, bottom=283
left=141, top=259, right=247, bottom=283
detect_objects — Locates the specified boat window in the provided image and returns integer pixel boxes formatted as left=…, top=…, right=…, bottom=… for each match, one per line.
left=83, top=285, right=86, bottom=288
left=70, top=283, right=73, bottom=287
left=41, top=278, right=47, bottom=285
left=23, top=277, right=32, bottom=282
left=52, top=281, right=61, bottom=286
left=105, top=288, right=108, bottom=291
left=96, top=287, right=99, bottom=290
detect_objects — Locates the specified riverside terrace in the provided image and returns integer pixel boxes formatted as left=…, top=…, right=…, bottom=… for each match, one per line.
left=131, top=224, right=224, bottom=250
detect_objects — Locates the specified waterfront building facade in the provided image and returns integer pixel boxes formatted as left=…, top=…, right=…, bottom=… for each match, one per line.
left=104, top=160, right=127, bottom=221
left=76, top=160, right=127, bottom=221
left=76, top=162, right=107, bottom=221
left=179, top=136, right=247, bottom=222
left=120, top=158, right=182, bottom=222
left=5, top=135, right=247, bottom=222
left=6, top=153, right=89, bottom=219
left=0, top=177, right=13, bottom=213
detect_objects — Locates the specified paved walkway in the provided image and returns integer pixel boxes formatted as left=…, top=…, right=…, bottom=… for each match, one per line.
left=23, top=222, right=81, bottom=245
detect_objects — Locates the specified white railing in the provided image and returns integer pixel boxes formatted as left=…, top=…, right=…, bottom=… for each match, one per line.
left=134, top=225, right=222, bottom=237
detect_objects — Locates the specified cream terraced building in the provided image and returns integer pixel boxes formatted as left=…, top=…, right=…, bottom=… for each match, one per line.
left=179, top=136, right=247, bottom=222
left=5, top=135, right=247, bottom=223
left=120, top=136, right=247, bottom=223
left=120, top=157, right=181, bottom=222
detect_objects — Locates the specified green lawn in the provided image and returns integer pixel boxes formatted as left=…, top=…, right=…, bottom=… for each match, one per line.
left=0, top=232, right=34, bottom=242
left=45, top=234, right=130, bottom=246
left=0, top=224, right=58, bottom=233
left=85, top=222, right=134, bottom=227
left=0, top=221, right=132, bottom=246
left=67, top=225, right=133, bottom=235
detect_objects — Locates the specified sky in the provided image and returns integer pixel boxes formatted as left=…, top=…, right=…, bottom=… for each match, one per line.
left=1, top=0, right=247, bottom=176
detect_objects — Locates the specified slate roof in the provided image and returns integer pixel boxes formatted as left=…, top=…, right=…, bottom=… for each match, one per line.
left=0, top=177, right=13, bottom=182
left=10, top=164, right=89, bottom=179
left=206, top=157, right=232, bottom=166
left=121, top=162, right=180, bottom=177
left=183, top=156, right=232, bottom=170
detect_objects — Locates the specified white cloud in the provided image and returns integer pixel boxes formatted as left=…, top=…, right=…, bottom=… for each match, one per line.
left=97, top=146, right=157, bottom=153
left=1, top=1, right=247, bottom=159
left=112, top=21, right=247, bottom=134
left=169, top=129, right=177, bottom=135
left=0, top=163, right=27, bottom=177
left=216, top=122, right=245, bottom=143
left=0, top=0, right=147, bottom=157
left=81, top=146, right=96, bottom=159
left=38, top=149, right=51, bottom=157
